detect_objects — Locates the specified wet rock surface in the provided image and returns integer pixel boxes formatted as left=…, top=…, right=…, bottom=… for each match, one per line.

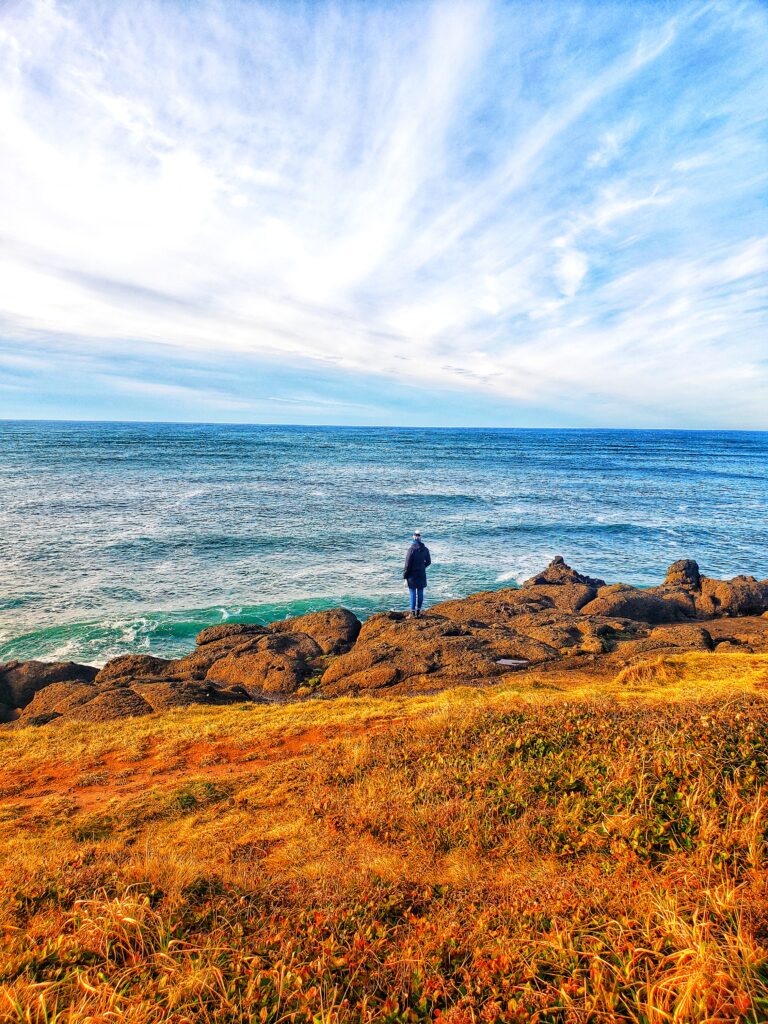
left=3, top=558, right=768, bottom=724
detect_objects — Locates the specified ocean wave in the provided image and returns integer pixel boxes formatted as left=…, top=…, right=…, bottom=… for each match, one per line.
left=0, top=597, right=387, bottom=666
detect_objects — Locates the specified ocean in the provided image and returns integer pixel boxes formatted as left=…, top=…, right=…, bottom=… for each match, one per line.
left=1, top=421, right=766, bottom=666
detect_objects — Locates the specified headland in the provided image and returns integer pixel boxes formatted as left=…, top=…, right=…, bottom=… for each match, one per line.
left=3, top=556, right=768, bottom=726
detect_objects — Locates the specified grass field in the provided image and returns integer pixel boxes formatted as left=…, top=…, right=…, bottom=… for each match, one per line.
left=2, top=653, right=768, bottom=1022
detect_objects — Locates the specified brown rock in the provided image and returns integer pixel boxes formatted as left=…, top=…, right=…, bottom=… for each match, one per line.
left=580, top=584, right=685, bottom=624
left=207, top=650, right=309, bottom=696
left=163, top=634, right=267, bottom=679
left=647, top=587, right=698, bottom=619
left=697, top=576, right=768, bottom=617
left=505, top=610, right=630, bottom=653
left=648, top=624, right=713, bottom=650
left=431, top=589, right=552, bottom=626
left=0, top=659, right=98, bottom=709
left=269, top=607, right=361, bottom=655
left=95, top=654, right=173, bottom=685
left=522, top=583, right=597, bottom=612
left=254, top=631, right=322, bottom=660
left=69, top=688, right=154, bottom=722
left=319, top=613, right=519, bottom=697
left=132, top=680, right=251, bottom=713
left=619, top=624, right=713, bottom=659
left=17, top=681, right=97, bottom=724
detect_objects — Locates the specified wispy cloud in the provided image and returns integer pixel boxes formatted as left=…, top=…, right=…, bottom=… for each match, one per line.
left=0, top=0, right=766, bottom=426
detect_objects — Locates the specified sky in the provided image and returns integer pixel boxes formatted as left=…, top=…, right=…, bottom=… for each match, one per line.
left=0, top=0, right=766, bottom=429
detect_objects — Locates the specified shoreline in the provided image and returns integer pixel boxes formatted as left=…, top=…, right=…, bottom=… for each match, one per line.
left=3, top=555, right=768, bottom=727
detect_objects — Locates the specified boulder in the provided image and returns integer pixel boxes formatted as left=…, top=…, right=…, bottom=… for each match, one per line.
left=663, top=559, right=701, bottom=591
left=95, top=654, right=173, bottom=685
left=269, top=607, right=361, bottom=655
left=522, top=583, right=597, bottom=612
left=580, top=584, right=685, bottom=624
left=165, top=634, right=270, bottom=679
left=696, top=576, right=768, bottom=618
left=17, top=681, right=97, bottom=724
left=15, top=678, right=254, bottom=725
left=647, top=624, right=713, bottom=650
left=68, top=688, right=154, bottom=723
left=207, top=649, right=310, bottom=696
left=522, top=556, right=605, bottom=589
left=508, top=610, right=636, bottom=654
left=203, top=631, right=322, bottom=696
left=714, top=639, right=743, bottom=653
left=0, top=659, right=98, bottom=709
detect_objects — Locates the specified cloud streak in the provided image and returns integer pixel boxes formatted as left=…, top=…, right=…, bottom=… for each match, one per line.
left=0, top=0, right=766, bottom=426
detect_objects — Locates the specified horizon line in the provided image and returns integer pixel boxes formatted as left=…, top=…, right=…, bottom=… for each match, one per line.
left=1, top=417, right=766, bottom=435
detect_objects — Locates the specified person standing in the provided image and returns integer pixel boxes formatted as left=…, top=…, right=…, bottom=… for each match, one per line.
left=403, top=531, right=431, bottom=617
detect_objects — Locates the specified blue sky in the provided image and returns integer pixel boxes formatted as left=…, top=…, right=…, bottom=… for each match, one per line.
left=0, top=0, right=766, bottom=428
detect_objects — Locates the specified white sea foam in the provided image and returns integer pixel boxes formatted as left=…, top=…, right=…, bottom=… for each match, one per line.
left=495, top=570, right=521, bottom=583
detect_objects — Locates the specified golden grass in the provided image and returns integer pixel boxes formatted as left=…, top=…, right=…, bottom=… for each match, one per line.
left=2, top=652, right=768, bottom=1022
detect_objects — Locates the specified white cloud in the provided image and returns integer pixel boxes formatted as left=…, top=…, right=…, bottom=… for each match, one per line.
left=554, top=247, right=589, bottom=297
left=0, top=0, right=766, bottom=426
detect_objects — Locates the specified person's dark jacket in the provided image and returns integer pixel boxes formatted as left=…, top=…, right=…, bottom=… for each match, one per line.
left=403, top=540, right=431, bottom=589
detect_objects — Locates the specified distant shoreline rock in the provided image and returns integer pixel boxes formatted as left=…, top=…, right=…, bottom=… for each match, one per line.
left=3, top=558, right=768, bottom=726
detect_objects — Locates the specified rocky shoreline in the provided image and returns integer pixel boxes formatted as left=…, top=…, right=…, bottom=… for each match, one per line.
left=2, top=557, right=768, bottom=727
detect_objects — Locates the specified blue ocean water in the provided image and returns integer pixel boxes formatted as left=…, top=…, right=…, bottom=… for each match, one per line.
left=1, top=421, right=766, bottom=666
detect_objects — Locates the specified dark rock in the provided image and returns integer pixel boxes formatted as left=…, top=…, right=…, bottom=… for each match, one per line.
left=714, top=639, right=742, bottom=652
left=0, top=660, right=98, bottom=709
left=522, top=557, right=605, bottom=589
left=195, top=623, right=267, bottom=647
left=664, top=559, right=701, bottom=590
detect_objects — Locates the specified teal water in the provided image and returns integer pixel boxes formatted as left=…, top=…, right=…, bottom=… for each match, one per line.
left=1, top=421, right=766, bottom=666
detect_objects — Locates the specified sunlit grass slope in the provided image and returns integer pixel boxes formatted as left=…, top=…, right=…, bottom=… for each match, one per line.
left=2, top=653, right=768, bottom=1022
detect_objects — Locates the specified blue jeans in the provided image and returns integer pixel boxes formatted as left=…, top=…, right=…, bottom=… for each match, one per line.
left=409, top=586, right=424, bottom=611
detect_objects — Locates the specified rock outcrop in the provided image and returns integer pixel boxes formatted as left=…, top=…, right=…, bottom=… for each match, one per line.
left=4, top=557, right=768, bottom=725
left=580, top=584, right=685, bottom=624
left=0, top=659, right=98, bottom=711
